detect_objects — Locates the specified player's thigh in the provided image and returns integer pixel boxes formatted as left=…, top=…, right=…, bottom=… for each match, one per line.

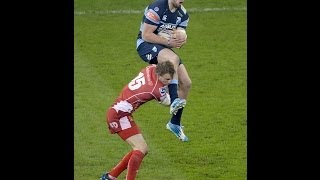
left=178, top=64, right=192, bottom=87
left=158, top=48, right=180, bottom=63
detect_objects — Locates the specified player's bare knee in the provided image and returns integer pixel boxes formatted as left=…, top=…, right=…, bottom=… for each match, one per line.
left=186, top=79, right=192, bottom=90
left=180, top=79, right=192, bottom=91
left=141, top=146, right=149, bottom=155
left=171, top=54, right=180, bottom=64
left=135, top=143, right=148, bottom=155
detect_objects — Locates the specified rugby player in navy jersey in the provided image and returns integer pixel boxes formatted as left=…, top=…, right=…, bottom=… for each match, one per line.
left=136, top=0, right=191, bottom=142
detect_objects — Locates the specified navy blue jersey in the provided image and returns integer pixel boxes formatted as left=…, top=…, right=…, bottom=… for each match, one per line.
left=137, top=0, right=189, bottom=45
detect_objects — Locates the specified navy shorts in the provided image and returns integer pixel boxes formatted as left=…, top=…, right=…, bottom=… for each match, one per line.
left=137, top=42, right=182, bottom=64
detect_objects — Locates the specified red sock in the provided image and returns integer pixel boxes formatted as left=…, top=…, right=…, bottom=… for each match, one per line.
left=126, top=150, right=145, bottom=180
left=109, top=150, right=133, bottom=178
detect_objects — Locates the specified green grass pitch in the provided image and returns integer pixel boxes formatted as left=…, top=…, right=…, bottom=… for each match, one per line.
left=75, top=0, right=246, bottom=179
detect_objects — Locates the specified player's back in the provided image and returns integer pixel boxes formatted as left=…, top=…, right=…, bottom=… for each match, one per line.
left=119, top=65, right=163, bottom=109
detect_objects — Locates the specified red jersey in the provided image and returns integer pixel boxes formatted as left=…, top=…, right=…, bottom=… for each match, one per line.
left=111, top=64, right=168, bottom=117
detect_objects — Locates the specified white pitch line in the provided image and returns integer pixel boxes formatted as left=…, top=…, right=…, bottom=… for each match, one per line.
left=74, top=7, right=246, bottom=15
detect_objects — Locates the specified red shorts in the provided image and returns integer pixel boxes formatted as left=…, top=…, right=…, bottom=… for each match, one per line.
left=106, top=108, right=141, bottom=141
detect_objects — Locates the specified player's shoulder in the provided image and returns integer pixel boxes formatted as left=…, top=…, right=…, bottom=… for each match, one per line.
left=180, top=5, right=188, bottom=15
left=146, top=64, right=157, bottom=74
left=148, top=64, right=157, bottom=69
left=144, top=64, right=156, bottom=71
left=177, top=5, right=189, bottom=17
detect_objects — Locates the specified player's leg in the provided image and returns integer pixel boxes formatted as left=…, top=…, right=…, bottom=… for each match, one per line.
left=165, top=63, right=191, bottom=141
left=102, top=110, right=146, bottom=180
left=124, top=134, right=148, bottom=180
left=177, top=64, right=192, bottom=99
left=169, top=64, right=191, bottom=124
left=102, top=133, right=147, bottom=180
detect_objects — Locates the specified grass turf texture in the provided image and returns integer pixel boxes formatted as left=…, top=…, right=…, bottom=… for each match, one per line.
left=75, top=0, right=246, bottom=179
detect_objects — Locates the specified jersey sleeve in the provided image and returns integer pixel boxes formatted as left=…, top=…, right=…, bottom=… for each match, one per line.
left=143, top=2, right=165, bottom=26
left=145, top=9, right=160, bottom=25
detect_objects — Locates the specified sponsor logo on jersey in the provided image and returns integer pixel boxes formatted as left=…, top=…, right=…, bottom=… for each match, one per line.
left=152, top=46, right=157, bottom=52
left=162, top=15, right=167, bottom=21
left=158, top=24, right=177, bottom=32
left=146, top=54, right=153, bottom=60
left=159, top=87, right=167, bottom=96
left=146, top=11, right=159, bottom=22
left=154, top=7, right=159, bottom=12
left=176, top=17, right=182, bottom=25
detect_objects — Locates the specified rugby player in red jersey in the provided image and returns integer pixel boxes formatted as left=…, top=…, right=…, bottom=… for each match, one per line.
left=101, top=61, right=176, bottom=180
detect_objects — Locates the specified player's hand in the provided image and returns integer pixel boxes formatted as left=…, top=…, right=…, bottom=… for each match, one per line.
left=169, top=30, right=187, bottom=48
left=177, top=38, right=187, bottom=49
left=168, top=37, right=187, bottom=48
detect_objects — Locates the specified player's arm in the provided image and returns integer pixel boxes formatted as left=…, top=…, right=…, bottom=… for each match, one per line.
left=142, top=23, right=186, bottom=48
left=141, top=23, right=169, bottom=46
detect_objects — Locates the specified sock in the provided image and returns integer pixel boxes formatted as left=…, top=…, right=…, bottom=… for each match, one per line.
left=109, top=150, right=133, bottom=178
left=126, top=150, right=145, bottom=180
left=170, top=107, right=184, bottom=125
left=168, top=79, right=178, bottom=104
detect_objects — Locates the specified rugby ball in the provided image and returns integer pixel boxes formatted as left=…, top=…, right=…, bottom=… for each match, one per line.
left=157, top=29, right=187, bottom=41
left=173, top=29, right=187, bottom=41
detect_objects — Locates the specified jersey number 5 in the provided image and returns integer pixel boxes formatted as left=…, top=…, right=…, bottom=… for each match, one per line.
left=128, top=72, right=146, bottom=90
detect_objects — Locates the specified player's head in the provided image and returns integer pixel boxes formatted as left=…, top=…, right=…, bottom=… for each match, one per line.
left=156, top=61, right=175, bottom=85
